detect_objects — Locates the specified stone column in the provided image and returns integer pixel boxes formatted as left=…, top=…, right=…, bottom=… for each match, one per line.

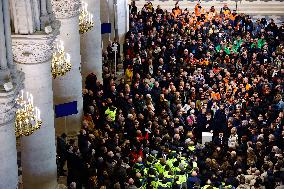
left=3, top=0, right=13, bottom=68
left=101, top=0, right=115, bottom=50
left=0, top=82, right=23, bottom=189
left=41, top=0, right=48, bottom=15
left=12, top=31, right=58, bottom=189
left=9, top=0, right=36, bottom=34
left=0, top=0, right=7, bottom=70
left=51, top=0, right=83, bottom=136
left=46, top=0, right=53, bottom=14
left=115, top=0, right=128, bottom=56
left=108, top=0, right=115, bottom=41
left=0, top=2, right=24, bottom=188
left=40, top=0, right=50, bottom=29
left=80, top=0, right=103, bottom=83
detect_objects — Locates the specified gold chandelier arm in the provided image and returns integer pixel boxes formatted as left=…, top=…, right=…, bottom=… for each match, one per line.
left=15, top=90, right=42, bottom=138
left=79, top=2, right=94, bottom=34
left=51, top=40, right=72, bottom=79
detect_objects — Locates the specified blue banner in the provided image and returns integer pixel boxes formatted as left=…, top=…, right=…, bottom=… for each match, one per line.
left=55, top=101, right=78, bottom=118
left=101, top=23, right=112, bottom=34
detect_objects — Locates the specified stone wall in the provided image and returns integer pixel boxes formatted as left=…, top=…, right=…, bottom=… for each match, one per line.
left=132, top=0, right=284, bottom=16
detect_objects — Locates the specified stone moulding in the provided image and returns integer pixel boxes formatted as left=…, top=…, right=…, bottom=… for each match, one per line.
left=0, top=71, right=24, bottom=126
left=11, top=25, right=59, bottom=64
left=0, top=108, right=16, bottom=126
left=51, top=0, right=81, bottom=19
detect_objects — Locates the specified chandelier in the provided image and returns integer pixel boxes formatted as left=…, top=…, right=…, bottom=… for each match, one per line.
left=79, top=2, right=94, bottom=34
left=15, top=90, right=42, bottom=138
left=51, top=39, right=72, bottom=79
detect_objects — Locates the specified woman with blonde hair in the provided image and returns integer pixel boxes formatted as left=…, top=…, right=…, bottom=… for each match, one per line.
left=228, top=127, right=239, bottom=150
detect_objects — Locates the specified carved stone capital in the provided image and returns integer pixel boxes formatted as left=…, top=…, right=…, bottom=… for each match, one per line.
left=11, top=26, right=59, bottom=64
left=51, top=0, right=81, bottom=19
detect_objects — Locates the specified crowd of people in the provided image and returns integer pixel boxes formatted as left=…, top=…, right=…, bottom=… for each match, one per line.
left=57, top=1, right=284, bottom=189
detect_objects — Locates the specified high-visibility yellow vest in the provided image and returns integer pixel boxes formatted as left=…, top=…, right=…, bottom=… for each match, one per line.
left=157, top=181, right=170, bottom=189
left=188, top=145, right=196, bottom=151
left=154, top=162, right=165, bottom=174
left=172, top=166, right=181, bottom=175
left=201, top=185, right=219, bottom=189
left=175, top=174, right=187, bottom=185
left=193, top=161, right=198, bottom=168
left=105, top=107, right=116, bottom=121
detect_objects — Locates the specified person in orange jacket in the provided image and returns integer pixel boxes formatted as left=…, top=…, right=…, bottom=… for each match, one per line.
left=172, top=2, right=182, bottom=18
left=221, top=4, right=231, bottom=16
left=195, top=3, right=205, bottom=18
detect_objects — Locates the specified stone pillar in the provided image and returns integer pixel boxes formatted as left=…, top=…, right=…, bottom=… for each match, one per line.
left=0, top=118, right=18, bottom=189
left=80, top=0, right=103, bottom=83
left=0, top=86, right=22, bottom=189
left=101, top=0, right=115, bottom=50
left=9, top=0, right=37, bottom=34
left=40, top=0, right=50, bottom=29
left=115, top=0, right=129, bottom=56
left=3, top=0, right=14, bottom=69
left=0, top=0, right=7, bottom=70
left=108, top=0, right=115, bottom=41
left=46, top=0, right=53, bottom=14
left=0, top=2, right=24, bottom=188
left=51, top=0, right=83, bottom=136
left=12, top=31, right=58, bottom=189
left=41, top=0, right=48, bottom=15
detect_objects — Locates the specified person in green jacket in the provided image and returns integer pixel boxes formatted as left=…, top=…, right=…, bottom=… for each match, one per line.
left=105, top=106, right=117, bottom=121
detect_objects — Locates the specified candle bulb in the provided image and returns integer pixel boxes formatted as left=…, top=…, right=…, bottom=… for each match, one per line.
left=35, top=107, right=38, bottom=119
left=56, top=40, right=59, bottom=51
left=35, top=108, right=38, bottom=120
left=26, top=92, right=29, bottom=101
left=21, top=90, right=24, bottom=100
left=61, top=44, right=64, bottom=52
left=84, top=2, right=87, bottom=11
left=66, top=53, right=71, bottom=63
left=38, top=110, right=41, bottom=120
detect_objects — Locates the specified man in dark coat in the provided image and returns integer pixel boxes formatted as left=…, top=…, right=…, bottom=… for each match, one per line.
left=213, top=103, right=227, bottom=136
left=57, top=133, right=68, bottom=176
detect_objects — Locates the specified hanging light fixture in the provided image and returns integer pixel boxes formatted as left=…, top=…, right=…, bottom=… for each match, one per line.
left=15, top=90, right=42, bottom=138
left=51, top=39, right=72, bottom=79
left=79, top=2, right=94, bottom=34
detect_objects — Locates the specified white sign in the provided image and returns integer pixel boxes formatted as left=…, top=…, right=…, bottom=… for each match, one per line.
left=112, top=43, right=118, bottom=52
left=202, top=132, right=213, bottom=145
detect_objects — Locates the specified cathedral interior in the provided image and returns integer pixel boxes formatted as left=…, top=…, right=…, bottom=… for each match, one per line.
left=0, top=0, right=283, bottom=189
